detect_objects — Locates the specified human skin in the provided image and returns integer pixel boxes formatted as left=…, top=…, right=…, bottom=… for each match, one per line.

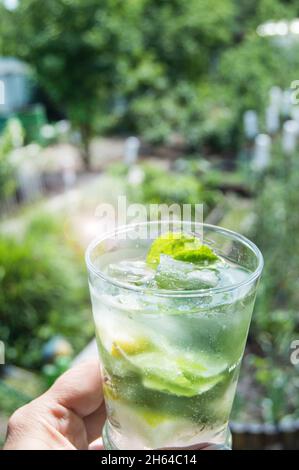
left=3, top=360, right=105, bottom=450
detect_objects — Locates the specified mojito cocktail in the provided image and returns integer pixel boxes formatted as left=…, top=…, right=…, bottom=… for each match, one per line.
left=86, top=222, right=263, bottom=450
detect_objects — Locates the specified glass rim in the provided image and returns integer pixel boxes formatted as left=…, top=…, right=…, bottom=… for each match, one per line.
left=85, top=221, right=264, bottom=298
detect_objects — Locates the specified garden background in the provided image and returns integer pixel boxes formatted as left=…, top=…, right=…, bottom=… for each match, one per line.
left=1, top=0, right=299, bottom=449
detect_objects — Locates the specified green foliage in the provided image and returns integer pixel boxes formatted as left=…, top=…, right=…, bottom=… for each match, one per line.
left=42, top=356, right=72, bottom=388
left=0, top=213, right=92, bottom=369
left=1, top=0, right=299, bottom=154
left=233, top=147, right=299, bottom=424
left=137, top=164, right=202, bottom=205
left=127, top=82, right=237, bottom=149
left=125, top=162, right=220, bottom=213
left=0, top=119, right=24, bottom=202
left=253, top=149, right=299, bottom=317
left=0, top=0, right=146, bottom=165
left=256, top=0, right=298, bottom=25
left=0, top=380, right=30, bottom=416
left=140, top=0, right=235, bottom=81
left=220, top=36, right=299, bottom=111
left=232, top=353, right=299, bottom=424
left=234, top=0, right=298, bottom=34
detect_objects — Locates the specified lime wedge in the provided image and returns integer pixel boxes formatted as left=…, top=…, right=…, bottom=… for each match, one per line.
left=143, top=370, right=224, bottom=397
left=126, top=351, right=225, bottom=397
left=174, top=246, right=218, bottom=264
left=146, top=231, right=218, bottom=268
left=143, top=375, right=196, bottom=397
left=111, top=337, right=152, bottom=358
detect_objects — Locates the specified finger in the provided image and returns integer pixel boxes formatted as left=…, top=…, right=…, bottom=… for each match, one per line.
left=89, top=437, right=104, bottom=450
left=84, top=404, right=106, bottom=443
left=49, top=359, right=103, bottom=418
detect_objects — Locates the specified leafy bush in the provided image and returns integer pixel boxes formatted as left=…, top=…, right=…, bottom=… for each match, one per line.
left=0, top=119, right=24, bottom=202
left=127, top=82, right=237, bottom=150
left=233, top=147, right=299, bottom=424
left=0, top=213, right=92, bottom=369
left=253, top=150, right=299, bottom=317
left=128, top=163, right=202, bottom=205
left=2, top=0, right=299, bottom=156
left=42, top=356, right=72, bottom=388
left=232, top=352, right=299, bottom=424
left=110, top=162, right=221, bottom=215
left=0, top=381, right=30, bottom=417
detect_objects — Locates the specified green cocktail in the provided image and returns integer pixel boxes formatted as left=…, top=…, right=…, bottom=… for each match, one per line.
left=86, top=222, right=263, bottom=449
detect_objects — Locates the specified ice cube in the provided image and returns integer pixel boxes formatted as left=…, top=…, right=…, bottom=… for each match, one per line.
left=107, top=260, right=155, bottom=286
left=155, top=255, right=219, bottom=290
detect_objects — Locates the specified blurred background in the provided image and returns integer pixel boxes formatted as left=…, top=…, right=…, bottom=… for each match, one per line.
left=1, top=0, right=299, bottom=449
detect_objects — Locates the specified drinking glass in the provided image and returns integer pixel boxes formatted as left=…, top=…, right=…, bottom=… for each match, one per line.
left=86, top=221, right=263, bottom=450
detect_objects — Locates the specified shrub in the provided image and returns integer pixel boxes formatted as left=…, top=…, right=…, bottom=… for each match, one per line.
left=233, top=147, right=299, bottom=424
left=0, top=214, right=92, bottom=369
left=0, top=119, right=24, bottom=202
left=125, top=162, right=221, bottom=214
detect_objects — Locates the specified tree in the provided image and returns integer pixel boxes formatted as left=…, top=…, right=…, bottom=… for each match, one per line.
left=1, top=0, right=299, bottom=159
left=0, top=0, right=145, bottom=168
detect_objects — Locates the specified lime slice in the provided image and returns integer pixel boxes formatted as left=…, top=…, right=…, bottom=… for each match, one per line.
left=146, top=231, right=218, bottom=268
left=143, top=370, right=224, bottom=397
left=146, top=232, right=195, bottom=268
left=111, top=337, right=152, bottom=358
left=143, top=375, right=196, bottom=397
left=126, top=351, right=226, bottom=397
left=174, top=246, right=218, bottom=264
left=177, top=354, right=227, bottom=381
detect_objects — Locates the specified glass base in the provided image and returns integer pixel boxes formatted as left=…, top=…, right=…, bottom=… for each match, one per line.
left=102, top=422, right=118, bottom=450
left=102, top=420, right=232, bottom=450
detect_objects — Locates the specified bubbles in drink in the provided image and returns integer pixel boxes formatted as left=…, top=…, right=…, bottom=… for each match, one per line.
left=90, top=234, right=258, bottom=449
left=107, top=260, right=155, bottom=285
